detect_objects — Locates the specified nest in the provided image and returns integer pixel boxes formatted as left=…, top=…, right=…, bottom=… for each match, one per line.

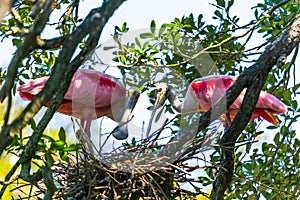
left=52, top=152, right=175, bottom=199
left=51, top=127, right=217, bottom=199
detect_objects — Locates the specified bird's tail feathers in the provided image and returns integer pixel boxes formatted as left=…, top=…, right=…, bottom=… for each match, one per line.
left=253, top=108, right=279, bottom=127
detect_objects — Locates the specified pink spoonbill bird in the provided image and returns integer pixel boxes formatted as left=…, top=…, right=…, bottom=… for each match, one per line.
left=18, top=69, right=140, bottom=140
left=153, top=75, right=287, bottom=129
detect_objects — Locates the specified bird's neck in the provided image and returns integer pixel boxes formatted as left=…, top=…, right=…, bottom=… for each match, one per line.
left=167, top=86, right=200, bottom=114
left=114, top=89, right=140, bottom=122
left=166, top=87, right=183, bottom=113
left=110, top=97, right=127, bottom=122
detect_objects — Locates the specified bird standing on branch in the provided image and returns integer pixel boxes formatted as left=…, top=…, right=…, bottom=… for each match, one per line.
left=18, top=69, right=140, bottom=140
left=152, top=75, right=287, bottom=129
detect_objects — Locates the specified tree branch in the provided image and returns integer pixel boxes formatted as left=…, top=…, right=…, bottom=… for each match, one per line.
left=156, top=13, right=300, bottom=200
left=210, top=14, right=300, bottom=200
left=0, top=0, right=55, bottom=103
left=0, top=0, right=127, bottom=155
left=0, top=0, right=126, bottom=198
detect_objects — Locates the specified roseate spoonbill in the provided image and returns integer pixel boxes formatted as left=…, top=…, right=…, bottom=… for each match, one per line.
left=18, top=69, right=140, bottom=140
left=152, top=75, right=287, bottom=129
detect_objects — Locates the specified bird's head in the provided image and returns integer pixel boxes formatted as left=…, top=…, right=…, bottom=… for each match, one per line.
left=155, top=82, right=170, bottom=108
left=155, top=82, right=182, bottom=113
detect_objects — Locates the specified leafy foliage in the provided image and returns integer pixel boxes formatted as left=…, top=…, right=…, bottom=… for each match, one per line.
left=103, top=0, right=300, bottom=199
left=0, top=0, right=299, bottom=199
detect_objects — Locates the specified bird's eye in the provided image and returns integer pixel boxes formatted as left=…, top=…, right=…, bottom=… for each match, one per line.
left=158, top=88, right=162, bottom=92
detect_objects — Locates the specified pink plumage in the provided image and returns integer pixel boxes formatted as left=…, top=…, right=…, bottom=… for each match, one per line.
left=187, top=75, right=287, bottom=127
left=18, top=69, right=127, bottom=138
left=18, top=69, right=126, bottom=120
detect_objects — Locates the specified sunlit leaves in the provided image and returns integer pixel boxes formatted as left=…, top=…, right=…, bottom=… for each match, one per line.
left=1, top=0, right=299, bottom=199
left=255, top=0, right=299, bottom=39
left=230, top=116, right=300, bottom=199
left=108, top=9, right=244, bottom=84
left=38, top=127, right=82, bottom=165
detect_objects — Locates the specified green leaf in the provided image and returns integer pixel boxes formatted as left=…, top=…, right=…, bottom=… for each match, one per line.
left=197, top=14, right=203, bottom=28
left=217, top=0, right=225, bottom=7
left=63, top=144, right=82, bottom=151
left=150, top=20, right=156, bottom=33
left=38, top=140, right=47, bottom=150
left=140, top=32, right=155, bottom=39
left=121, top=22, right=128, bottom=32
left=53, top=140, right=65, bottom=148
left=41, top=135, right=55, bottom=143
left=206, top=25, right=215, bottom=33
left=58, top=127, right=66, bottom=142
left=115, top=25, right=121, bottom=32
left=214, top=10, right=223, bottom=19
left=103, top=46, right=115, bottom=51
left=135, top=37, right=141, bottom=48
left=280, top=125, right=287, bottom=135
left=294, top=138, right=300, bottom=147
left=12, top=38, right=22, bottom=46
left=59, top=151, right=69, bottom=162
left=227, top=0, right=234, bottom=9
left=254, top=9, right=259, bottom=19
left=48, top=52, right=56, bottom=66
left=158, top=24, right=166, bottom=37
left=174, top=32, right=182, bottom=43
left=30, top=119, right=36, bottom=130
left=274, top=133, right=280, bottom=145
left=143, top=41, right=150, bottom=49
left=292, top=83, right=300, bottom=92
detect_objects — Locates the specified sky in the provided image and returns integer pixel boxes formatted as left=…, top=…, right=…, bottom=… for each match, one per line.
left=0, top=0, right=265, bottom=67
left=2, top=0, right=299, bottom=152
left=1, top=0, right=300, bottom=196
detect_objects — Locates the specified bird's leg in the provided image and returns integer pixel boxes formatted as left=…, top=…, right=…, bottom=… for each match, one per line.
left=112, top=89, right=140, bottom=140
left=80, top=119, right=85, bottom=131
left=84, top=117, right=92, bottom=138
left=78, top=118, right=94, bottom=154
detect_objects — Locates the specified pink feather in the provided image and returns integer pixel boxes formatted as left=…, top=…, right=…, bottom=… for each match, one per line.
left=188, top=75, right=287, bottom=127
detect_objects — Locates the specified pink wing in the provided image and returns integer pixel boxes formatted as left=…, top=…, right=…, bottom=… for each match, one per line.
left=189, top=75, right=236, bottom=112
left=18, top=69, right=126, bottom=120
left=18, top=76, right=50, bottom=100
left=189, top=75, right=287, bottom=126
left=65, top=69, right=125, bottom=107
left=64, top=69, right=126, bottom=119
